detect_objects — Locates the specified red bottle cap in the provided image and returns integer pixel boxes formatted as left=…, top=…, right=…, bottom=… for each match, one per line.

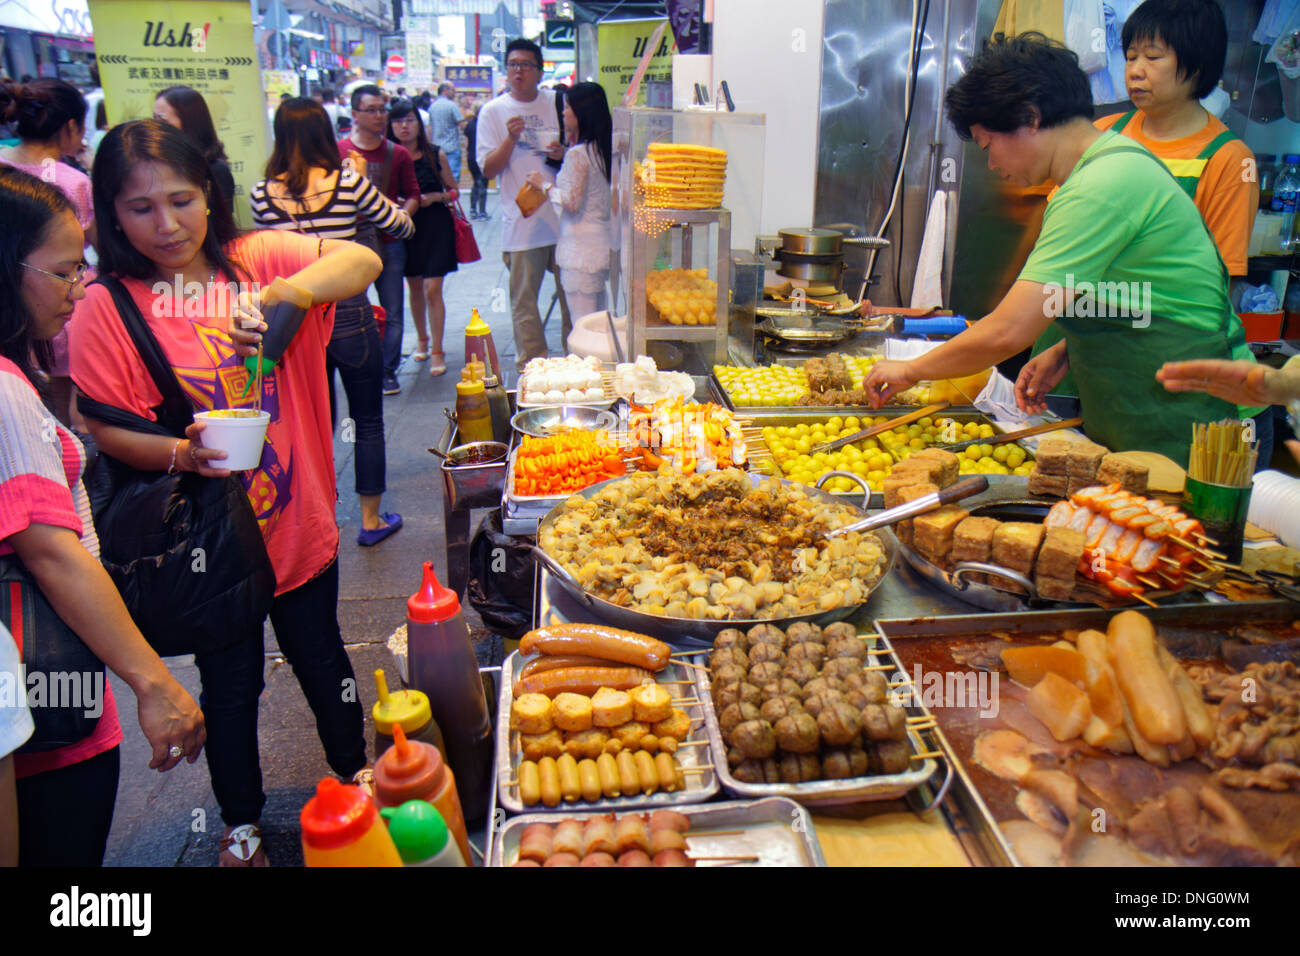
left=408, top=561, right=461, bottom=623
left=374, top=723, right=449, bottom=807
left=300, top=778, right=379, bottom=850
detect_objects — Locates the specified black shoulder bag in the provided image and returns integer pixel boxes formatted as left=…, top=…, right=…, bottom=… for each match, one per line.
left=78, top=275, right=276, bottom=658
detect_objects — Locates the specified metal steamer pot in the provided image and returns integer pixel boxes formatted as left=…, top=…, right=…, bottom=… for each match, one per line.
left=772, top=228, right=891, bottom=284
left=531, top=470, right=898, bottom=646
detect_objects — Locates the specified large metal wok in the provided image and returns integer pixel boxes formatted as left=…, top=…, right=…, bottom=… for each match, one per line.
left=531, top=470, right=899, bottom=644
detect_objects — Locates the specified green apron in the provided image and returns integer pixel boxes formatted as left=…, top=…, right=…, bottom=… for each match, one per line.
left=1054, top=142, right=1252, bottom=466
left=1030, top=114, right=1242, bottom=395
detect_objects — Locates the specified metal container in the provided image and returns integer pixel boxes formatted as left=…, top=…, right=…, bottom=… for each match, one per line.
left=712, top=368, right=986, bottom=418
left=494, top=650, right=720, bottom=814
left=490, top=797, right=826, bottom=867
left=698, top=636, right=948, bottom=808
left=436, top=417, right=507, bottom=512
left=533, top=471, right=898, bottom=644
left=510, top=405, right=620, bottom=439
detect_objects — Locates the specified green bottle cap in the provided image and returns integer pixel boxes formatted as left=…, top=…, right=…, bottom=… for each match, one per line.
left=241, top=355, right=276, bottom=395
left=380, top=800, right=450, bottom=863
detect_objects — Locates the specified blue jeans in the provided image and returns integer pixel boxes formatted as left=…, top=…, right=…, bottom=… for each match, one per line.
left=327, top=296, right=386, bottom=497
left=444, top=147, right=462, bottom=184
left=376, top=240, right=407, bottom=377
left=194, top=559, right=365, bottom=827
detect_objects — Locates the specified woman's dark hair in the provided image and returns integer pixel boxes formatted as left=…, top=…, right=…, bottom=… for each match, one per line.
left=0, top=78, right=87, bottom=142
left=266, top=97, right=341, bottom=198
left=92, top=120, right=244, bottom=283
left=0, top=166, right=76, bottom=383
left=565, top=81, right=612, bottom=181
left=1122, top=0, right=1227, bottom=101
left=506, top=37, right=544, bottom=69
left=945, top=32, right=1093, bottom=140
left=156, top=86, right=229, bottom=164
left=386, top=97, right=435, bottom=163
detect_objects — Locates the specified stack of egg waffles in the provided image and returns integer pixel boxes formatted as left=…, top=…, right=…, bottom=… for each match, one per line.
left=635, top=142, right=728, bottom=209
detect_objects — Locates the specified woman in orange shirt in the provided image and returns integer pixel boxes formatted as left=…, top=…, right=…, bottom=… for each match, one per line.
left=1023, top=0, right=1258, bottom=402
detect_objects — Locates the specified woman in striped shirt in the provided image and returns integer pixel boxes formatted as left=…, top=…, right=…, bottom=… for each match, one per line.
left=251, top=98, right=414, bottom=547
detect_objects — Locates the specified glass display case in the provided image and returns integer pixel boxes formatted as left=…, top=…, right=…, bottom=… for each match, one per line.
left=610, top=107, right=765, bottom=373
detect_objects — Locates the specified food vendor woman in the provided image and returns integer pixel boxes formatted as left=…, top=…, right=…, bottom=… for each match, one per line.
left=864, top=33, right=1270, bottom=467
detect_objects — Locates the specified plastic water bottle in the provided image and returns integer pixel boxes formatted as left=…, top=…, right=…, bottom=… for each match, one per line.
left=1270, top=154, right=1300, bottom=252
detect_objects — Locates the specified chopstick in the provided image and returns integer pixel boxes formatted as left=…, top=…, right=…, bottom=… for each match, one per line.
left=809, top=402, right=951, bottom=455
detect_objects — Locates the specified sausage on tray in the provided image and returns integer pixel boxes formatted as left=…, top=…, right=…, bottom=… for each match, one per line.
left=519, top=624, right=671, bottom=671
left=513, top=666, right=655, bottom=698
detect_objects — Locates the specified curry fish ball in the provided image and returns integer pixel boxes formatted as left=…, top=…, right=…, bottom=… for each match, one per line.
left=748, top=662, right=783, bottom=687
left=803, top=690, right=844, bottom=719
left=802, top=676, right=845, bottom=701
left=747, top=643, right=787, bottom=667
left=714, top=629, right=748, bottom=652
left=712, top=664, right=747, bottom=689
left=783, top=660, right=820, bottom=686
left=826, top=636, right=869, bottom=662
left=783, top=622, right=820, bottom=646
left=733, top=719, right=777, bottom=759
left=774, top=712, right=821, bottom=754
left=717, top=682, right=761, bottom=711
left=817, top=700, right=863, bottom=746
left=821, top=621, right=857, bottom=642
left=787, top=642, right=827, bottom=669
left=823, top=658, right=864, bottom=681
left=746, top=624, right=787, bottom=648
left=710, top=647, right=749, bottom=671
left=760, top=695, right=804, bottom=725
left=719, top=701, right=761, bottom=737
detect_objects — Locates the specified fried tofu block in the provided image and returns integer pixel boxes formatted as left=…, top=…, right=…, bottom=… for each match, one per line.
left=1027, top=470, right=1069, bottom=497
left=1036, top=527, right=1087, bottom=580
left=1065, top=440, right=1108, bottom=478
left=889, top=457, right=946, bottom=488
left=1066, top=475, right=1096, bottom=496
left=884, top=476, right=938, bottom=510
left=1034, top=438, right=1072, bottom=476
left=1035, top=575, right=1076, bottom=602
left=951, top=516, right=1001, bottom=563
left=912, top=505, right=970, bottom=565
left=893, top=482, right=941, bottom=549
left=992, top=521, right=1044, bottom=576
left=908, top=448, right=960, bottom=488
left=1096, top=454, right=1149, bottom=495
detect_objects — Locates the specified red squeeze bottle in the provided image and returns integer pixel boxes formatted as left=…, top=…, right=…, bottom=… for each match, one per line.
left=406, top=562, right=495, bottom=822
left=374, top=724, right=474, bottom=867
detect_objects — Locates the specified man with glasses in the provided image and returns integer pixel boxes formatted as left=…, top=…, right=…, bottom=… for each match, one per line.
left=338, top=84, right=420, bottom=395
left=477, top=38, right=571, bottom=371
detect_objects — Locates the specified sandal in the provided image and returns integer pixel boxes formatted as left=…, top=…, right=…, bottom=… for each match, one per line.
left=219, top=824, right=269, bottom=867
left=428, top=351, right=448, bottom=377
left=412, top=339, right=431, bottom=362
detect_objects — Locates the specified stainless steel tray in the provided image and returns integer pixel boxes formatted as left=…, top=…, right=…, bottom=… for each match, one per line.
left=436, top=416, right=507, bottom=511
left=489, top=797, right=825, bottom=866
left=697, top=629, right=950, bottom=808
left=494, top=650, right=720, bottom=814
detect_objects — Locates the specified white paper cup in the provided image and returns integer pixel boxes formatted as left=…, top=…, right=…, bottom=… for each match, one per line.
left=193, top=410, right=270, bottom=471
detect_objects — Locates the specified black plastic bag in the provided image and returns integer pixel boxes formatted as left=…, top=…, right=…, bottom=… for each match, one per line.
left=467, top=511, right=536, bottom=640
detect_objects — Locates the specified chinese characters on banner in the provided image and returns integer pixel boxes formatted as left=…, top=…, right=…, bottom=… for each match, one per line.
left=89, top=0, right=269, bottom=228
left=595, top=17, right=675, bottom=108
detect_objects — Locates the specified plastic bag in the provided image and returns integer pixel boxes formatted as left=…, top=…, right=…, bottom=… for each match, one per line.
left=1266, top=3, right=1300, bottom=77
left=1065, top=0, right=1108, bottom=75
left=467, top=510, right=536, bottom=640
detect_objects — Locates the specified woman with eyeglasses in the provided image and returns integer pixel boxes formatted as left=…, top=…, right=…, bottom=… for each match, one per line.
left=0, top=78, right=97, bottom=429
left=0, top=165, right=205, bottom=866
left=386, top=98, right=458, bottom=376
left=67, top=120, right=381, bottom=866
left=251, top=97, right=413, bottom=546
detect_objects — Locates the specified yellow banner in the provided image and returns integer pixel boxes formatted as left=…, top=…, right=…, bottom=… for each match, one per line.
left=263, top=69, right=300, bottom=112
left=89, top=0, right=268, bottom=228
left=596, top=17, right=674, bottom=108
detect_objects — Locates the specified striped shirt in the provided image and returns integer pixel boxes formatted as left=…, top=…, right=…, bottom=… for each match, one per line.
left=248, top=166, right=414, bottom=241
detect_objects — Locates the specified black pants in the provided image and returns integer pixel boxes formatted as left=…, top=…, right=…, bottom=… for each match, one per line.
left=326, top=296, right=387, bottom=497
left=17, top=745, right=120, bottom=866
left=468, top=154, right=487, bottom=217
left=194, top=558, right=366, bottom=827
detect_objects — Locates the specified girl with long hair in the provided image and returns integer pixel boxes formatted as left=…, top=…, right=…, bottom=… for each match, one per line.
left=68, top=120, right=381, bottom=865
left=0, top=165, right=204, bottom=866
left=386, top=97, right=458, bottom=376
left=526, top=82, right=613, bottom=319
left=251, top=97, right=412, bottom=546
left=154, top=85, right=236, bottom=217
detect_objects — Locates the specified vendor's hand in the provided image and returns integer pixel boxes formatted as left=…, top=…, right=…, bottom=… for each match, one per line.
left=183, top=423, right=231, bottom=477
left=505, top=115, right=525, bottom=141
left=1156, top=359, right=1282, bottom=407
left=228, top=288, right=266, bottom=358
left=863, top=359, right=918, bottom=408
left=136, top=674, right=205, bottom=772
left=1015, top=340, right=1070, bottom=415
left=544, top=139, right=566, bottom=162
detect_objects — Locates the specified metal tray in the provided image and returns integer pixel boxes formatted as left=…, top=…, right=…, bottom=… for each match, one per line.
left=489, top=797, right=826, bottom=867
left=712, top=369, right=984, bottom=418
left=494, top=650, right=720, bottom=814
left=436, top=416, right=507, bottom=511
left=697, top=628, right=950, bottom=808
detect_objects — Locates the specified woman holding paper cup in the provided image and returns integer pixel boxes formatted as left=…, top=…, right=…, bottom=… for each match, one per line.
left=67, top=120, right=381, bottom=866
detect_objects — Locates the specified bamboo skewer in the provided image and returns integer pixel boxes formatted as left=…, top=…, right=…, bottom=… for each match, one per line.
left=692, top=855, right=760, bottom=864
left=911, top=750, right=943, bottom=761
left=670, top=698, right=700, bottom=705
left=1132, top=592, right=1159, bottom=609
left=673, top=660, right=709, bottom=674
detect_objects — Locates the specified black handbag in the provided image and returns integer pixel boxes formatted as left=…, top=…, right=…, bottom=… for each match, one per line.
left=78, top=275, right=276, bottom=658
left=0, top=554, right=106, bottom=752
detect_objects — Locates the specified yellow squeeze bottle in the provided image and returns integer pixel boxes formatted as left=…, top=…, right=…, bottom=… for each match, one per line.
left=300, top=777, right=402, bottom=867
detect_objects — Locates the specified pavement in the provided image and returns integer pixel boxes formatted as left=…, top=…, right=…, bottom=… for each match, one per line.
left=103, top=192, right=570, bottom=866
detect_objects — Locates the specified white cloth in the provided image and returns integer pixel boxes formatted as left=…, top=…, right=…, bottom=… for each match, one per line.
left=909, top=190, right=947, bottom=310
left=550, top=144, right=612, bottom=277
left=0, top=620, right=33, bottom=759
left=476, top=91, right=561, bottom=252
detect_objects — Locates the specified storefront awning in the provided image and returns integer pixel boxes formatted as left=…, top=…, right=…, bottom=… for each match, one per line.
left=0, top=0, right=94, bottom=40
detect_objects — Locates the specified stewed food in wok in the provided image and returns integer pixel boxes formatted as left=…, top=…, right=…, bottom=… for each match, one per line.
left=538, top=470, right=887, bottom=620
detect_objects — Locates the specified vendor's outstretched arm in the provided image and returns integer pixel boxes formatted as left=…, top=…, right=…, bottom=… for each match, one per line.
left=864, top=280, right=1056, bottom=404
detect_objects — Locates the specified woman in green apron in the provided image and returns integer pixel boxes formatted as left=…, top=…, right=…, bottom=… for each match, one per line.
left=864, top=33, right=1270, bottom=469
left=1026, top=0, right=1256, bottom=396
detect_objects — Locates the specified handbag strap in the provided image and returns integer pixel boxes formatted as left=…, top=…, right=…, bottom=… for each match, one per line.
left=93, top=275, right=195, bottom=438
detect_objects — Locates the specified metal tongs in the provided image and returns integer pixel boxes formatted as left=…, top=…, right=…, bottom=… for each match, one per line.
left=825, top=475, right=989, bottom=539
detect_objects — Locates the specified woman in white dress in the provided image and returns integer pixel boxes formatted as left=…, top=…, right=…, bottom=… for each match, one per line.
left=526, top=82, right=612, bottom=321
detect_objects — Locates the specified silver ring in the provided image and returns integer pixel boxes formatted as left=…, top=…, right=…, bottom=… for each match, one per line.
left=168, top=745, right=184, bottom=758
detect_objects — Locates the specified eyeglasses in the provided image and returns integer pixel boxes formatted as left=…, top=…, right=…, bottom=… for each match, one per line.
left=21, top=261, right=88, bottom=296
left=506, top=60, right=540, bottom=71
left=354, top=106, right=388, bottom=114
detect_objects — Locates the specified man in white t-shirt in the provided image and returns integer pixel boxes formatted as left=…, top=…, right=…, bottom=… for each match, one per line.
left=477, top=38, right=571, bottom=370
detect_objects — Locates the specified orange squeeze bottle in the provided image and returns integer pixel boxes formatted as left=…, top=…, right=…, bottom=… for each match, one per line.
left=300, top=778, right=402, bottom=867
left=373, top=723, right=474, bottom=867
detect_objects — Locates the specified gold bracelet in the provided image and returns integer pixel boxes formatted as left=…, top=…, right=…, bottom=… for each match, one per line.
left=167, top=440, right=182, bottom=475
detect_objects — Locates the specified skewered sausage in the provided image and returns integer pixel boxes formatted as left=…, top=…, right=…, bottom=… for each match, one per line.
left=513, top=666, right=655, bottom=698
left=578, top=758, right=602, bottom=802
left=557, top=754, right=582, bottom=803
left=519, top=624, right=671, bottom=671
left=538, top=756, right=562, bottom=807
left=517, top=761, right=542, bottom=808
left=596, top=753, right=621, bottom=798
